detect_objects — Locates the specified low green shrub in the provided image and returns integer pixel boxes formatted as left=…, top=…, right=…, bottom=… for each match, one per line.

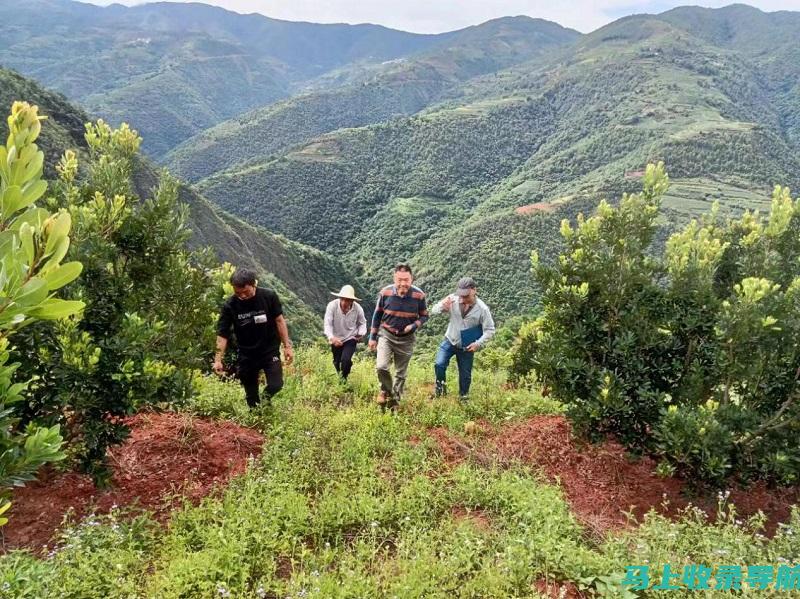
left=512, top=163, right=800, bottom=485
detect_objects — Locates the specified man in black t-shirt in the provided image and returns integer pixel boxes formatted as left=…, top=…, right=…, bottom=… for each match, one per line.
left=214, top=268, right=294, bottom=407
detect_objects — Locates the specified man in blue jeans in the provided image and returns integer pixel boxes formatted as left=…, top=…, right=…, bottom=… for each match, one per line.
left=431, top=277, right=496, bottom=400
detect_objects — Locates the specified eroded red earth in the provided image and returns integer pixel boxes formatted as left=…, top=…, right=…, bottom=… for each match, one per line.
left=2, top=412, right=263, bottom=553
left=4, top=409, right=797, bottom=566
left=430, top=415, right=799, bottom=536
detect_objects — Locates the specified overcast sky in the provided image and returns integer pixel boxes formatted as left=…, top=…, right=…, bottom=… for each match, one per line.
left=82, top=1, right=800, bottom=33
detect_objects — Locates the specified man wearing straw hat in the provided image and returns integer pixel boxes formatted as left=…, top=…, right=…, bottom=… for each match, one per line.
left=324, top=285, right=368, bottom=382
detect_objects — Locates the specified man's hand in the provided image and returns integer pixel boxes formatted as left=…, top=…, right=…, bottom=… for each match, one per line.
left=212, top=358, right=224, bottom=375
left=442, top=296, right=454, bottom=311
left=368, top=339, right=377, bottom=351
left=329, top=336, right=343, bottom=347
left=403, top=324, right=415, bottom=334
left=465, top=342, right=480, bottom=352
left=284, top=345, right=294, bottom=365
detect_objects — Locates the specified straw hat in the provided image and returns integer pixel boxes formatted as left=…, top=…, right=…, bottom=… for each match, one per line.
left=331, top=284, right=361, bottom=301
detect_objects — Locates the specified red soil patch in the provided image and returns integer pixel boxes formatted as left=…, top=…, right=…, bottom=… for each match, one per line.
left=490, top=416, right=685, bottom=534
left=534, top=578, right=587, bottom=599
left=3, top=412, right=264, bottom=553
left=430, top=415, right=800, bottom=536
left=724, top=485, right=800, bottom=532
left=429, top=427, right=467, bottom=467
left=451, top=505, right=492, bottom=532
left=515, top=202, right=557, bottom=215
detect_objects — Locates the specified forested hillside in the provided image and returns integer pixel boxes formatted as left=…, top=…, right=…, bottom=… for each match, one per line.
left=192, top=5, right=800, bottom=322
left=164, top=17, right=579, bottom=182
left=4, top=2, right=798, bottom=329
left=0, top=66, right=364, bottom=339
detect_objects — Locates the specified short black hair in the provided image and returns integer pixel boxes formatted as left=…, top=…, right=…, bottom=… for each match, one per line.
left=394, top=263, right=413, bottom=276
left=230, top=268, right=257, bottom=288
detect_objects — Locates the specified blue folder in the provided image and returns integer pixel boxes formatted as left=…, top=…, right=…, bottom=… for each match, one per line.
left=460, top=325, right=483, bottom=347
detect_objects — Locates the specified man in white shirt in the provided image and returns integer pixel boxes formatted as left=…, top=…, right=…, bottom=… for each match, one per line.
left=431, top=277, right=496, bottom=400
left=324, top=285, right=368, bottom=381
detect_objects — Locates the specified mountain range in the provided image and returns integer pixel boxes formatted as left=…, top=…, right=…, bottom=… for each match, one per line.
left=0, top=0, right=574, bottom=157
left=2, top=1, right=799, bottom=333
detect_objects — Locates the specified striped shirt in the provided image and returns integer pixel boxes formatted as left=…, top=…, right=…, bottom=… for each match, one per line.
left=369, top=285, right=429, bottom=340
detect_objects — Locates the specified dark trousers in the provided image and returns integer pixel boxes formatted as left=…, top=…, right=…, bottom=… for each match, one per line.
left=331, top=338, right=357, bottom=380
left=238, top=351, right=283, bottom=407
left=434, top=338, right=475, bottom=397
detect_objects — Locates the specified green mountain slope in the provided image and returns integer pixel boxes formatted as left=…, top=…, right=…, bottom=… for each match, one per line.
left=656, top=4, right=800, bottom=151
left=130, top=161, right=369, bottom=316
left=0, top=66, right=361, bottom=341
left=195, top=6, right=800, bottom=324
left=164, top=17, right=580, bottom=182
left=0, top=0, right=446, bottom=157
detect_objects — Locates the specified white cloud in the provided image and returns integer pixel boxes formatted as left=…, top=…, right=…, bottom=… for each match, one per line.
left=81, top=1, right=800, bottom=34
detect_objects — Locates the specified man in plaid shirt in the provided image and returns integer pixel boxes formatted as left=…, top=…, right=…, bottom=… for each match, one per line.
left=368, top=263, right=428, bottom=409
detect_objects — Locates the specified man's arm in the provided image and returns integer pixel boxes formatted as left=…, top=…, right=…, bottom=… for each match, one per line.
left=324, top=302, right=340, bottom=345
left=213, top=336, right=228, bottom=374
left=356, top=303, right=368, bottom=339
left=405, top=292, right=429, bottom=334
left=275, top=314, right=294, bottom=365
left=213, top=304, right=232, bottom=374
left=416, top=294, right=430, bottom=328
left=467, top=305, right=496, bottom=352
left=431, top=295, right=453, bottom=315
left=368, top=293, right=384, bottom=349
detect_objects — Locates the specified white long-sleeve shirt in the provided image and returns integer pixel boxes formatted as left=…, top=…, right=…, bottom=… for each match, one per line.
left=324, top=299, right=367, bottom=342
left=431, top=294, right=496, bottom=348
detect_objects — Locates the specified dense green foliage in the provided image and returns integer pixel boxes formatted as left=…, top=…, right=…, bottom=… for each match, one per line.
left=1, top=348, right=798, bottom=597
left=0, top=102, right=85, bottom=520
left=189, top=6, right=800, bottom=327
left=512, top=163, right=800, bottom=485
left=10, top=119, right=229, bottom=483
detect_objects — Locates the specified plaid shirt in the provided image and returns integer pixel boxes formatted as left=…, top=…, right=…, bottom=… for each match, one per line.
left=369, top=285, right=428, bottom=340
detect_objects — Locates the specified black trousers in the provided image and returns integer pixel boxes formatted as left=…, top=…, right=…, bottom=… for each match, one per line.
left=238, top=351, right=283, bottom=407
left=331, top=338, right=357, bottom=380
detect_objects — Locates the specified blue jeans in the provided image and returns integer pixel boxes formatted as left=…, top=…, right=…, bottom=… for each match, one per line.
left=434, top=338, right=474, bottom=397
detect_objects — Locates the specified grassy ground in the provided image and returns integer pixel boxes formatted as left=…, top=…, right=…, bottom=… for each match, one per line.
left=660, top=178, right=772, bottom=219
left=1, top=347, right=798, bottom=598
